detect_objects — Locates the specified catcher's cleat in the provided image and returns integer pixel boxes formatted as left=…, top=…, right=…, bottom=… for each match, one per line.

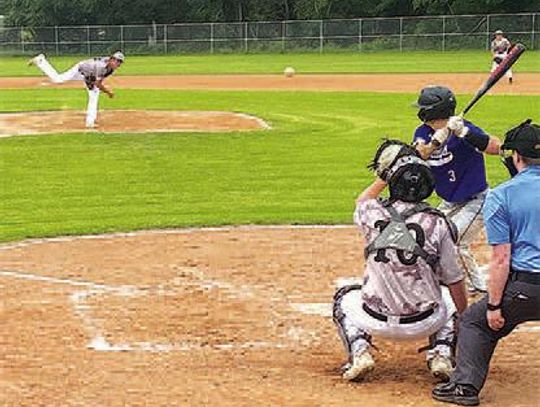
left=27, top=53, right=45, bottom=67
left=432, top=382, right=479, bottom=406
left=428, top=354, right=454, bottom=382
left=342, top=350, right=374, bottom=382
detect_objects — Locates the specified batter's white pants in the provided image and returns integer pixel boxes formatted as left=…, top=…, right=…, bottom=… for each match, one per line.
left=333, top=285, right=457, bottom=363
left=491, top=53, right=513, bottom=79
left=35, top=55, right=100, bottom=127
left=438, top=190, right=488, bottom=292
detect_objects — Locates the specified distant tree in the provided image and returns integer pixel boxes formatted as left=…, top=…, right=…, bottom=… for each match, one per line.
left=3, top=0, right=539, bottom=26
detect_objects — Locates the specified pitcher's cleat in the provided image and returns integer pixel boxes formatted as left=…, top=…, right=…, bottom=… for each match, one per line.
left=432, top=382, right=479, bottom=406
left=428, top=354, right=454, bottom=382
left=342, top=350, right=375, bottom=382
left=28, top=53, right=45, bottom=66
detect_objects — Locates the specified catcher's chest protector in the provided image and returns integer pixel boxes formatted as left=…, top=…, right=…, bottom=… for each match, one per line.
left=364, top=202, right=440, bottom=270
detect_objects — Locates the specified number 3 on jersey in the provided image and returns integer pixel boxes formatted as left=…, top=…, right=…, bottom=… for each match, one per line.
left=448, top=170, right=457, bottom=182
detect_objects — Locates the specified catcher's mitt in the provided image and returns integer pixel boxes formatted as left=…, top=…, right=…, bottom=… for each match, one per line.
left=367, top=139, right=419, bottom=181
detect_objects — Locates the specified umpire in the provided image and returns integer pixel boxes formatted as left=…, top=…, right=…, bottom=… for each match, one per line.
left=432, top=119, right=540, bottom=406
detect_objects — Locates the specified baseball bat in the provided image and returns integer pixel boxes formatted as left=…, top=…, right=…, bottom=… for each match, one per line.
left=461, top=43, right=526, bottom=116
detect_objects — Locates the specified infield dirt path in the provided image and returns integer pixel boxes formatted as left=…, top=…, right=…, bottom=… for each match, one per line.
left=1, top=226, right=538, bottom=407
left=2, top=72, right=540, bottom=94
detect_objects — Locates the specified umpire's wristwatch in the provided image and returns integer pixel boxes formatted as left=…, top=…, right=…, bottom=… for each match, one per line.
left=487, top=302, right=502, bottom=311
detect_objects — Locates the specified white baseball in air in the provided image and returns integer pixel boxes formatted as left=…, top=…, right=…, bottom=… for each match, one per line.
left=284, top=66, right=295, bottom=78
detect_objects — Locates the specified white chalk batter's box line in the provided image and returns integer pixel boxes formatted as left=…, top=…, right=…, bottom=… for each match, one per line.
left=0, top=268, right=320, bottom=353
left=1, top=268, right=537, bottom=353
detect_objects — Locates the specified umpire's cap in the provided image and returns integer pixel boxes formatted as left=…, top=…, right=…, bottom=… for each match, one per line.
left=502, top=119, right=540, bottom=158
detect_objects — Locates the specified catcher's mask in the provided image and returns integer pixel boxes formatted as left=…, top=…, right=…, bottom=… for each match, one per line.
left=500, top=119, right=540, bottom=177
left=368, top=139, right=435, bottom=203
left=414, top=85, right=456, bottom=122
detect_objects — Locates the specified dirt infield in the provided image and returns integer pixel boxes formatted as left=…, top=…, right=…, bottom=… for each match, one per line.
left=2, top=72, right=540, bottom=94
left=1, top=226, right=538, bottom=406
left=0, top=110, right=269, bottom=137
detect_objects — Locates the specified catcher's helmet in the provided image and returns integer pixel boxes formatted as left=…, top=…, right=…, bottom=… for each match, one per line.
left=369, top=139, right=435, bottom=203
left=414, top=85, right=456, bottom=122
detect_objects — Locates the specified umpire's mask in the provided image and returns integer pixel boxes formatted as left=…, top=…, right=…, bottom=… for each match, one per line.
left=368, top=139, right=435, bottom=203
left=500, top=119, right=540, bottom=177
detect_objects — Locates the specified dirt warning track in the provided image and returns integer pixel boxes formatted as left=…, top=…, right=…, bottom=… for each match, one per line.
left=2, top=72, right=540, bottom=94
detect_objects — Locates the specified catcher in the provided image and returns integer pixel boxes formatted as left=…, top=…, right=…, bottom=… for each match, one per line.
left=333, top=139, right=467, bottom=382
left=28, top=51, right=125, bottom=128
left=491, top=30, right=513, bottom=84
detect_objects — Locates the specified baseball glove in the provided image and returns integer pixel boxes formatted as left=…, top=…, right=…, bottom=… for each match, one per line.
left=493, top=56, right=503, bottom=64
left=368, top=139, right=419, bottom=181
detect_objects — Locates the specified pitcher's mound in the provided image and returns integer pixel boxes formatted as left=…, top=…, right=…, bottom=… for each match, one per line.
left=0, top=110, right=270, bottom=137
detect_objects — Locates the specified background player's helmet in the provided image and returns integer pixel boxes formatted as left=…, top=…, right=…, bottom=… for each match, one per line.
left=369, top=139, right=435, bottom=202
left=414, top=85, right=457, bottom=122
left=500, top=119, right=540, bottom=176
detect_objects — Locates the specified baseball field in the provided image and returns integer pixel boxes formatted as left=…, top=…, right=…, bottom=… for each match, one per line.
left=1, top=51, right=539, bottom=406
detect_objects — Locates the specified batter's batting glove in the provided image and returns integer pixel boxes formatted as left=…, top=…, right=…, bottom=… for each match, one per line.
left=447, top=116, right=469, bottom=138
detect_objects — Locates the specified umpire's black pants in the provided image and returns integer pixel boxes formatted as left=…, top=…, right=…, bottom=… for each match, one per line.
left=451, top=276, right=540, bottom=391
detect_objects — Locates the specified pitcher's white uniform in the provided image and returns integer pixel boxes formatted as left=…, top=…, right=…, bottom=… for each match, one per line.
left=32, top=55, right=116, bottom=127
left=491, top=36, right=512, bottom=80
left=334, top=199, right=463, bottom=364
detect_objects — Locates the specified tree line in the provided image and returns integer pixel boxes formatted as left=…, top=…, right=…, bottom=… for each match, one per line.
left=3, top=0, right=538, bottom=27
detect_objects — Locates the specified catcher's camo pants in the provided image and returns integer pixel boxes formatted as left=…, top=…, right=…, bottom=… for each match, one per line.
left=333, top=285, right=457, bottom=363
left=438, top=190, right=488, bottom=292
left=35, top=55, right=100, bottom=127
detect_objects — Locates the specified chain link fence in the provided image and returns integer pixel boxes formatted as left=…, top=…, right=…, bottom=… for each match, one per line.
left=1, top=13, right=538, bottom=56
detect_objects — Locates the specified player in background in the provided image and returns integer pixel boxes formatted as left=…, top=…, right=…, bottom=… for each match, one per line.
left=28, top=51, right=125, bottom=128
left=413, top=86, right=501, bottom=293
left=491, top=30, right=513, bottom=84
left=333, top=139, right=468, bottom=383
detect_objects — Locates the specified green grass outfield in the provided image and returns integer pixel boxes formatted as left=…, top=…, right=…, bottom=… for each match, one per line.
left=2, top=50, right=540, bottom=76
left=0, top=87, right=538, bottom=242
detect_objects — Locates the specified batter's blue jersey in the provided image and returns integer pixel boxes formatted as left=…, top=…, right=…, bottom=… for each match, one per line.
left=413, top=121, right=489, bottom=203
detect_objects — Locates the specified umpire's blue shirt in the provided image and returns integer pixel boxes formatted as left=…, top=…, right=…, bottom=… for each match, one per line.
left=483, top=165, right=540, bottom=272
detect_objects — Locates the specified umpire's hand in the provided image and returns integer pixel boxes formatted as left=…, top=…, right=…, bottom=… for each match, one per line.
left=487, top=309, right=505, bottom=331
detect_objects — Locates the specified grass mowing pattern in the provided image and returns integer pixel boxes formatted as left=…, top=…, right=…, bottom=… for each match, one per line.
left=2, top=51, right=540, bottom=77
left=0, top=88, right=538, bottom=241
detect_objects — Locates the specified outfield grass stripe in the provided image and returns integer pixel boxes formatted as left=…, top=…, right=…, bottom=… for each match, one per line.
left=0, top=88, right=538, bottom=241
